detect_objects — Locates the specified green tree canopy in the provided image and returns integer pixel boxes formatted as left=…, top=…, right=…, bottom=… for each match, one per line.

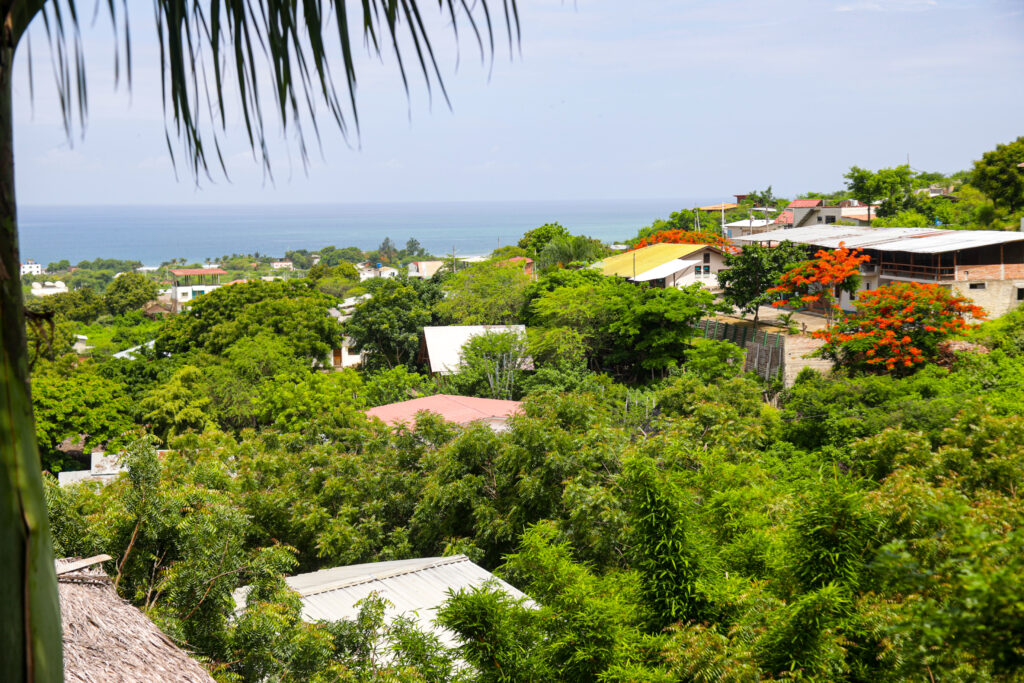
left=157, top=280, right=339, bottom=364
left=436, top=263, right=531, bottom=325
left=518, top=222, right=571, bottom=255
left=345, top=278, right=432, bottom=370
left=104, top=273, right=159, bottom=316
left=844, top=164, right=916, bottom=218
left=718, top=241, right=809, bottom=328
left=971, top=136, right=1024, bottom=213
left=31, top=367, right=134, bottom=469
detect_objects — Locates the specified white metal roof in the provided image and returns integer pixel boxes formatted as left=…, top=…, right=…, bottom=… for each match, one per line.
left=422, top=325, right=528, bottom=374
left=112, top=339, right=156, bottom=360
left=631, top=258, right=700, bottom=282
left=724, top=218, right=775, bottom=229
left=735, top=226, right=1024, bottom=254
left=233, top=555, right=530, bottom=648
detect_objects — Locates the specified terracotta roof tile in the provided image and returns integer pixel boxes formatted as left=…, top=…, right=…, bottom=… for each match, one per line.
left=365, top=394, right=522, bottom=427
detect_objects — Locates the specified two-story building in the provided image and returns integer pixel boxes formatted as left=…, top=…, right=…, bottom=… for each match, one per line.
left=168, top=267, right=227, bottom=311
left=20, top=260, right=43, bottom=276
left=736, top=225, right=1024, bottom=317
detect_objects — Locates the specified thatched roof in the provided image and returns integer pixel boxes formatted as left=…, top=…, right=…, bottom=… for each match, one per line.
left=57, top=557, right=214, bottom=683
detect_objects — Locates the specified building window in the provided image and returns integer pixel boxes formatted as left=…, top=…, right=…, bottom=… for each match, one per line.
left=703, top=253, right=711, bottom=264
left=825, top=215, right=836, bottom=224
left=703, top=265, right=711, bottom=274
left=969, top=283, right=986, bottom=290
left=817, top=216, right=823, bottom=223
left=1018, top=288, right=1024, bottom=301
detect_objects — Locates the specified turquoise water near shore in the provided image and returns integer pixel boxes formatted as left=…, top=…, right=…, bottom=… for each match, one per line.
left=18, top=199, right=716, bottom=266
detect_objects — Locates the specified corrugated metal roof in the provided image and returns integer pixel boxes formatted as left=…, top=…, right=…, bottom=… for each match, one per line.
left=734, top=226, right=1024, bottom=254
left=632, top=258, right=700, bottom=282
left=724, top=218, right=774, bottom=229
left=596, top=243, right=709, bottom=278
left=233, top=556, right=530, bottom=649
left=422, top=325, right=529, bottom=374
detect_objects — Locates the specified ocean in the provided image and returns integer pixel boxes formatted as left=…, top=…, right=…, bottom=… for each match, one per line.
left=17, top=199, right=716, bottom=266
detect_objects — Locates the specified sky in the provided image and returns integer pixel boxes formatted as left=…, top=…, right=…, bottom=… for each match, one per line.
left=12, top=0, right=1024, bottom=206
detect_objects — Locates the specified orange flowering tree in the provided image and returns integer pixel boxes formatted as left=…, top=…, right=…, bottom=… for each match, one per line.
left=814, top=282, right=986, bottom=375
left=631, top=229, right=728, bottom=250
left=768, top=244, right=871, bottom=327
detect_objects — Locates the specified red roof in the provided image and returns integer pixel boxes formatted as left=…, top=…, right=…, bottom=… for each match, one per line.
left=775, top=210, right=794, bottom=225
left=787, top=199, right=823, bottom=209
left=505, top=256, right=534, bottom=264
left=169, top=268, right=227, bottom=276
left=365, top=394, right=522, bottom=427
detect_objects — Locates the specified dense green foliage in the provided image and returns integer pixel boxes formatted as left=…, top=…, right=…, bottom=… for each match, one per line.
left=30, top=139, right=1024, bottom=678
left=42, top=305, right=1024, bottom=679
left=718, top=241, right=809, bottom=325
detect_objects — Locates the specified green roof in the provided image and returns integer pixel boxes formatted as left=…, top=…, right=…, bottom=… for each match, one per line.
left=597, top=243, right=708, bottom=278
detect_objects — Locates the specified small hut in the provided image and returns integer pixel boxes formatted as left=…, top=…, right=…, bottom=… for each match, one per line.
left=57, top=556, right=214, bottom=682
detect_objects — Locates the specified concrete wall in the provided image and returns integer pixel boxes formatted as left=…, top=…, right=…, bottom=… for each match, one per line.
left=952, top=279, right=1024, bottom=319
left=672, top=249, right=728, bottom=291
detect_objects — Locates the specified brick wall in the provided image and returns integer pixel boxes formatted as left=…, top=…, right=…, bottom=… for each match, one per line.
left=955, top=263, right=1024, bottom=281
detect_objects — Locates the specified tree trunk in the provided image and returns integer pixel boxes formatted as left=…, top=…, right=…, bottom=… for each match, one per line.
left=0, top=33, right=64, bottom=682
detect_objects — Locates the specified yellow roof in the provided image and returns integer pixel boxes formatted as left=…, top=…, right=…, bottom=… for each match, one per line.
left=597, top=243, right=708, bottom=278
left=697, top=202, right=738, bottom=211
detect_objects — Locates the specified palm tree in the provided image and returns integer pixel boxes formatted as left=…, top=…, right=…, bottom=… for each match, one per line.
left=0, top=3, right=518, bottom=679
left=537, top=234, right=606, bottom=272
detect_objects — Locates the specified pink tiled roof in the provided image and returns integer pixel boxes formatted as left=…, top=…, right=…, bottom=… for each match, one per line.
left=505, top=256, right=534, bottom=264
left=787, top=199, right=823, bottom=209
left=169, top=268, right=227, bottom=276
left=774, top=210, right=794, bottom=225
left=365, top=394, right=522, bottom=427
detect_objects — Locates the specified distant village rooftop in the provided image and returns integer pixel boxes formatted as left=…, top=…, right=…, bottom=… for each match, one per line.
left=168, top=268, right=228, bottom=276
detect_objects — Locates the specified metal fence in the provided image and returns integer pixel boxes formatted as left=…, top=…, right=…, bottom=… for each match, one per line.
left=694, top=319, right=786, bottom=381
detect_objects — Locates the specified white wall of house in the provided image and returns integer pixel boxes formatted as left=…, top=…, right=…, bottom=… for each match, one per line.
left=173, top=284, right=222, bottom=303
left=332, top=337, right=364, bottom=369
left=21, top=261, right=43, bottom=276
left=671, top=248, right=728, bottom=291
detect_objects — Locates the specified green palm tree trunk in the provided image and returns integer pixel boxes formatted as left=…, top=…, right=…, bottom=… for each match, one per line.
left=0, top=17, right=64, bottom=681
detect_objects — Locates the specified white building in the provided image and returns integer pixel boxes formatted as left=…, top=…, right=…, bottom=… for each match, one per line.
left=270, top=260, right=294, bottom=270
left=407, top=260, right=446, bottom=278
left=30, top=281, right=68, bottom=297
left=420, top=325, right=532, bottom=375
left=168, top=267, right=226, bottom=310
left=21, top=260, right=43, bottom=276
left=357, top=263, right=399, bottom=281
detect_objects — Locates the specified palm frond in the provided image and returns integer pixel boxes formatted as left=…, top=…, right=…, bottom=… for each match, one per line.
left=21, top=0, right=519, bottom=179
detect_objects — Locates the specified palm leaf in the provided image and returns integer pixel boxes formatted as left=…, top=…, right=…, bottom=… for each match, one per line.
left=21, top=0, right=520, bottom=177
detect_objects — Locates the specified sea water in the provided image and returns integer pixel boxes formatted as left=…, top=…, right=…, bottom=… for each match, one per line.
left=18, top=199, right=716, bottom=266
